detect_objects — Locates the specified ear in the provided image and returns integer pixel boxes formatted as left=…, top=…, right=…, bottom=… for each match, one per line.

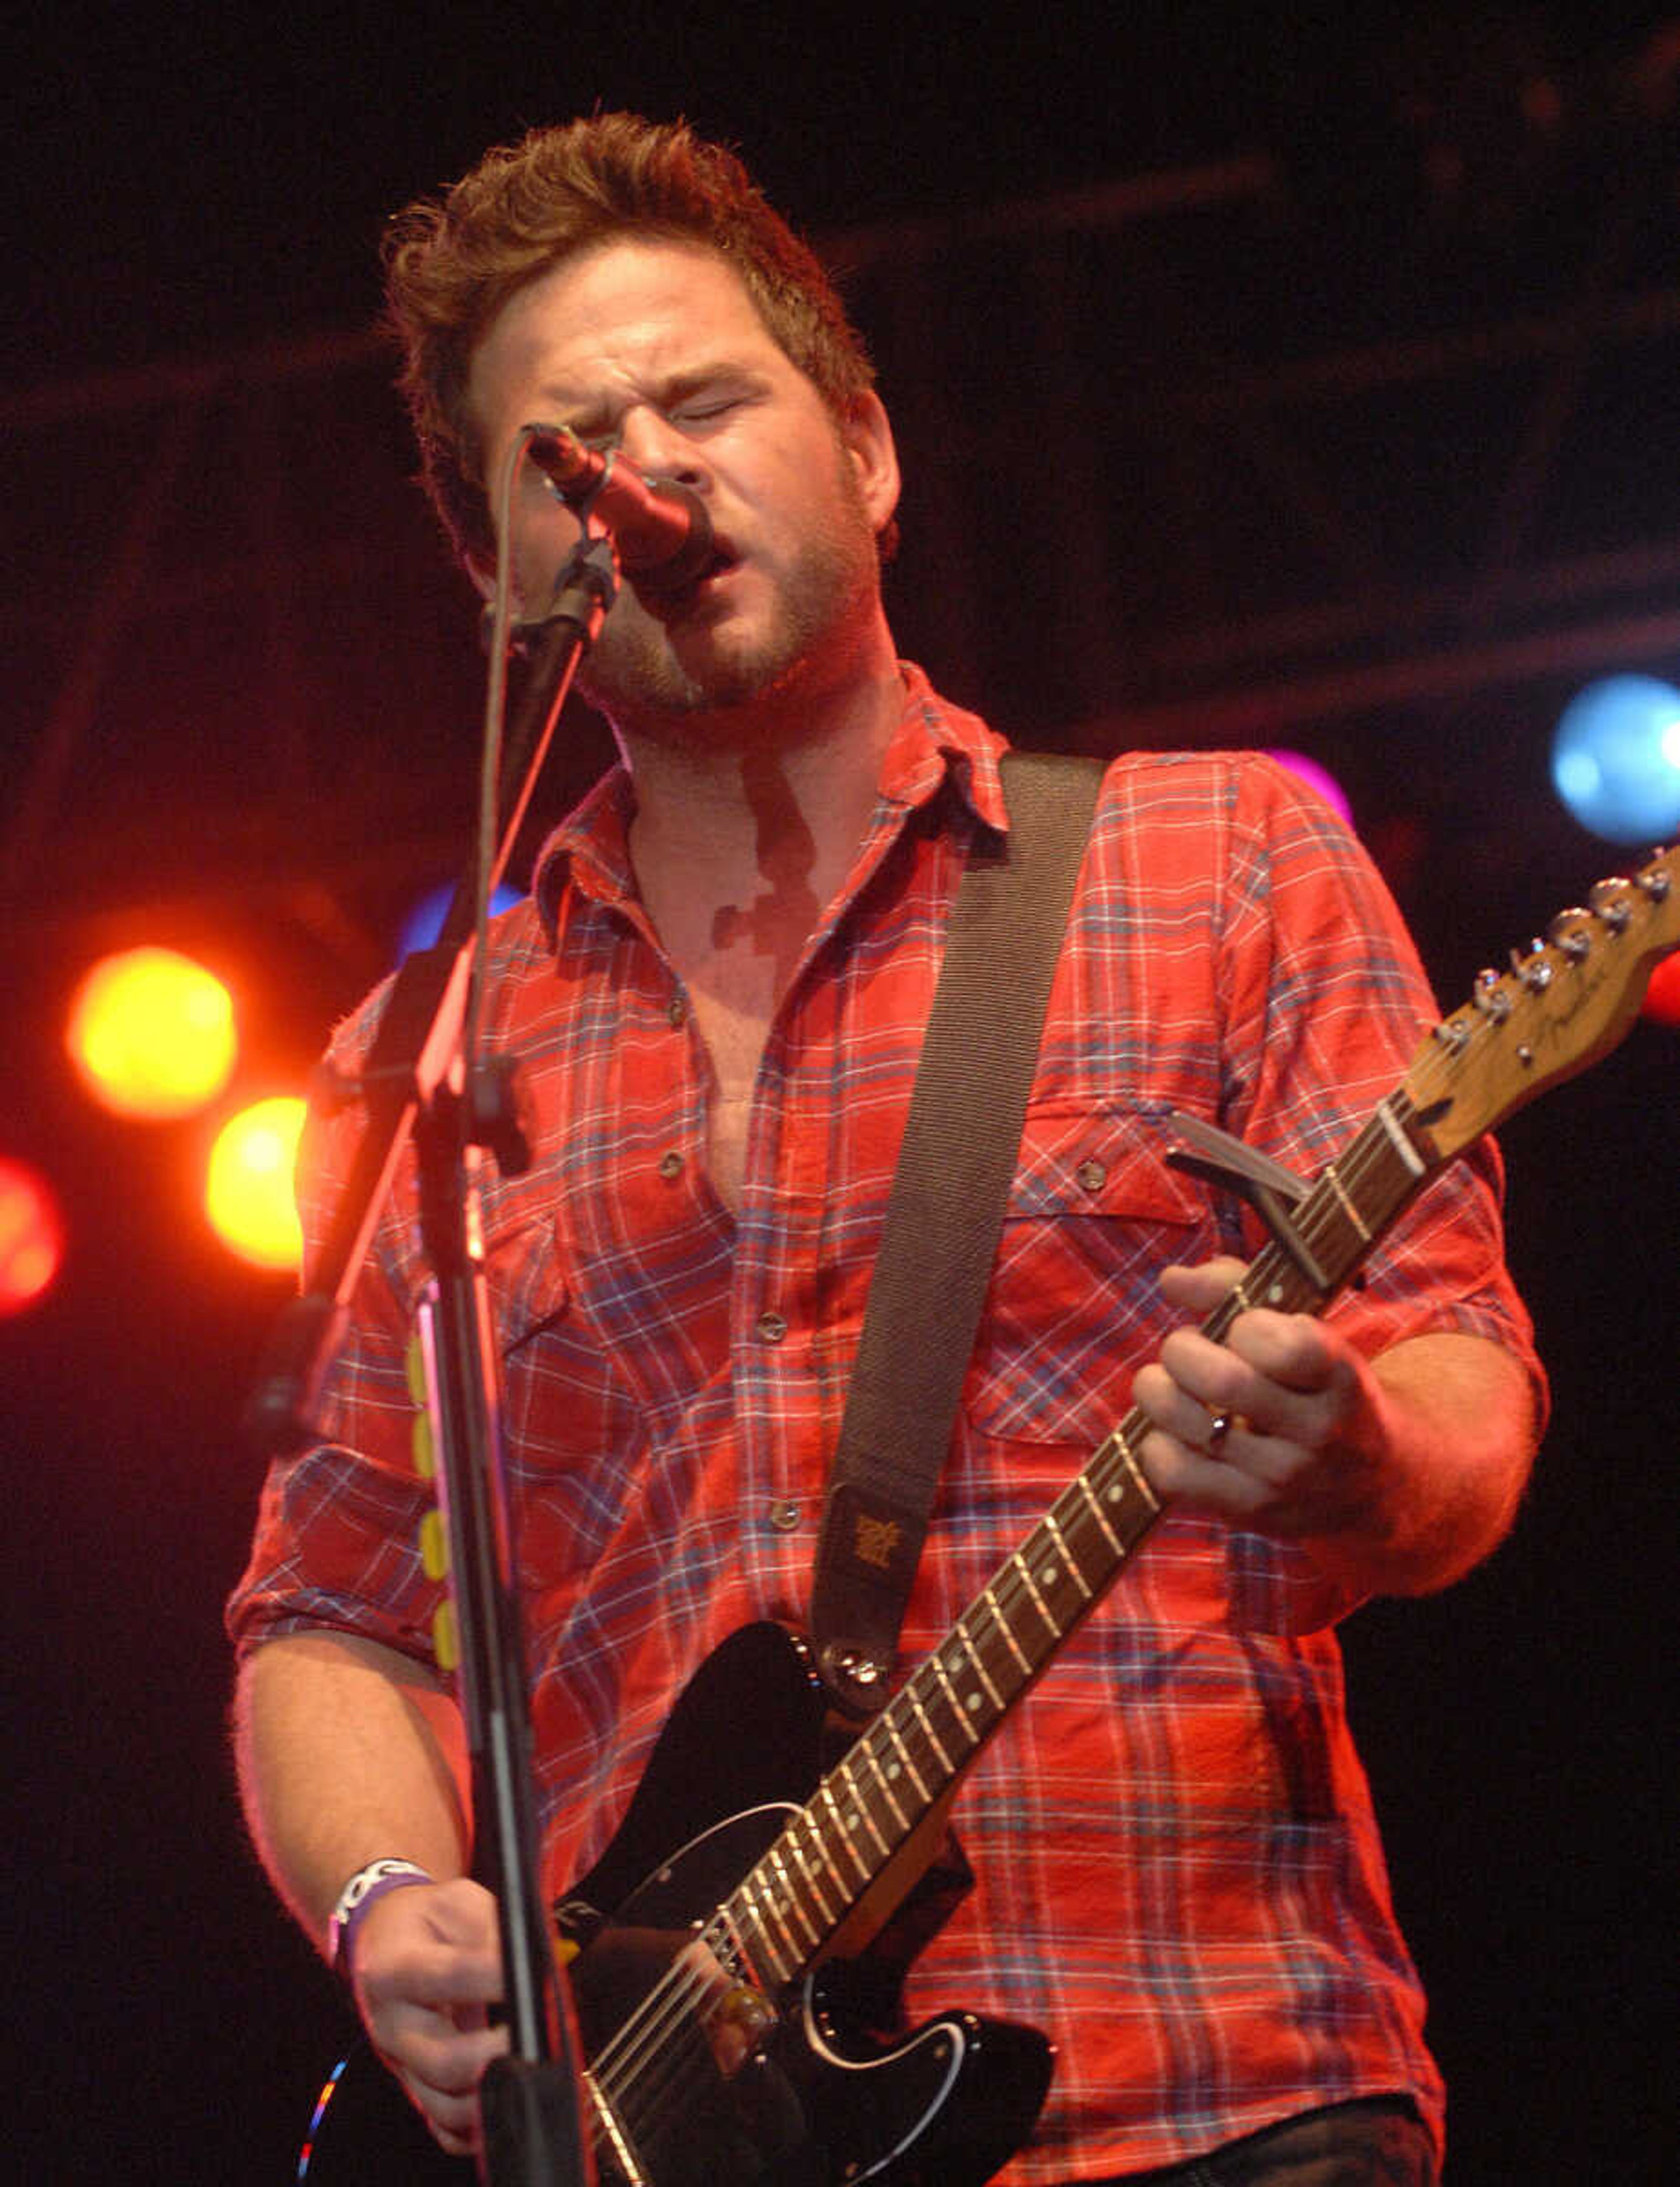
left=841, top=390, right=901, bottom=538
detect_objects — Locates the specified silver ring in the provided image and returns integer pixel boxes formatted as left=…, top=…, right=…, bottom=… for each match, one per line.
left=1207, top=1412, right=1233, bottom=1450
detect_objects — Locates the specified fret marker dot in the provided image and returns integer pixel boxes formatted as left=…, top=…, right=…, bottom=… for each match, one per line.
left=1042, top=1567, right=1058, bottom=1587
left=966, top=1693, right=981, bottom=1712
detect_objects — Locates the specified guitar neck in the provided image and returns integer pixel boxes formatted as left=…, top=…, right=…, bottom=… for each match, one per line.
left=716, top=1090, right=1440, bottom=1991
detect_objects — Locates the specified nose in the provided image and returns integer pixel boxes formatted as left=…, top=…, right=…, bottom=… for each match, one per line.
left=617, top=406, right=709, bottom=491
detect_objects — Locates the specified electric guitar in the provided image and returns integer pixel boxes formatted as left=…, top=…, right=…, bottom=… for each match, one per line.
left=300, top=844, right=1678, bottom=2185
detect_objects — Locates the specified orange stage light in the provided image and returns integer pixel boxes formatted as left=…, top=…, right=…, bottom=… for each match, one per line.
left=66, top=946, right=238, bottom=1119
left=205, top=1097, right=306, bottom=1271
left=0, top=1156, right=65, bottom=1315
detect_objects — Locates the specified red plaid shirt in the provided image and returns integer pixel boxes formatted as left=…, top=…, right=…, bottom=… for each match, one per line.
left=230, top=667, right=1540, bottom=2177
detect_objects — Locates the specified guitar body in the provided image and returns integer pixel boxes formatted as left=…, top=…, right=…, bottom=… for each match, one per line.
left=301, top=1623, right=1053, bottom=2185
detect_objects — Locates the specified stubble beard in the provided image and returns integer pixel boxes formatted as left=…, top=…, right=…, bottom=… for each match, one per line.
left=575, top=462, right=882, bottom=750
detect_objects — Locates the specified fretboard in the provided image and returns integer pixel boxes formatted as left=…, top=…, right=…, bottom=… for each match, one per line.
left=712, top=1092, right=1438, bottom=1992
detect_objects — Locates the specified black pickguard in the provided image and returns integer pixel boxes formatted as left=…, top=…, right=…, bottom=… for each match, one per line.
left=299, top=1623, right=1051, bottom=2185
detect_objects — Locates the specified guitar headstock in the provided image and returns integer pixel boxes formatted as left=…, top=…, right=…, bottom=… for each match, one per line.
left=1403, top=841, right=1677, bottom=1162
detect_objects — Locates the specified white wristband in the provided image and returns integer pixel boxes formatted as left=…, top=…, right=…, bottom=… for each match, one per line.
left=326, top=1858, right=434, bottom=1976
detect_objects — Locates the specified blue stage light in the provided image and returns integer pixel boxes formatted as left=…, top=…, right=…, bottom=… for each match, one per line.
left=1550, top=674, right=1680, bottom=845
left=398, top=880, right=526, bottom=959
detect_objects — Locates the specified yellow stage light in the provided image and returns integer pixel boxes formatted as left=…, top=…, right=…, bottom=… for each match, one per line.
left=0, top=1156, right=65, bottom=1315
left=206, top=1097, right=306, bottom=1271
left=67, top=947, right=237, bottom=1119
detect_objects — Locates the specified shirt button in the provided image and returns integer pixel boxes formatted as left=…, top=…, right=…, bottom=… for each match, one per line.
left=658, top=1150, right=684, bottom=1181
left=755, top=1310, right=788, bottom=1343
left=667, top=994, right=687, bottom=1027
left=1076, top=1158, right=1107, bottom=1193
left=766, top=1500, right=802, bottom=1532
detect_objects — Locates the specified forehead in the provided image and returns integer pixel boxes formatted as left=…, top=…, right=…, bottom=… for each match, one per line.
left=467, top=238, right=791, bottom=424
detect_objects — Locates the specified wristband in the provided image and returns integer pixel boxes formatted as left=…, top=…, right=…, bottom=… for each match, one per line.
left=326, top=1858, right=434, bottom=1978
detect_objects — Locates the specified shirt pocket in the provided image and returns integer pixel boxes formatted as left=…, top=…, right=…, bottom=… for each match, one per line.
left=484, top=1216, right=640, bottom=1588
left=962, top=1100, right=1216, bottom=1447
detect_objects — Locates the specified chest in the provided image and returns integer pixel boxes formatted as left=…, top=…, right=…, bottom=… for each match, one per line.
left=637, top=858, right=827, bottom=1216
left=682, top=974, right=776, bottom=1216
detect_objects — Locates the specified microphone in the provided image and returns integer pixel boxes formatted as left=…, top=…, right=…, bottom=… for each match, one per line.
left=522, top=424, right=715, bottom=595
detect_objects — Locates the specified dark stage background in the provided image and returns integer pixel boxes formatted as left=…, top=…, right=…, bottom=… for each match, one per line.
left=5, top=8, right=1676, bottom=2181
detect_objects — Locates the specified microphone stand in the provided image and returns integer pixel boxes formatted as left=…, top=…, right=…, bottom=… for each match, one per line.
left=245, top=526, right=624, bottom=2187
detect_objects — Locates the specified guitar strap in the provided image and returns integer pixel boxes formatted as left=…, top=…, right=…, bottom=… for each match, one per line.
left=810, top=749, right=1104, bottom=1716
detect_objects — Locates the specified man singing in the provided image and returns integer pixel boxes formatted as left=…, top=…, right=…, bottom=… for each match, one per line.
left=230, top=113, right=1541, bottom=2184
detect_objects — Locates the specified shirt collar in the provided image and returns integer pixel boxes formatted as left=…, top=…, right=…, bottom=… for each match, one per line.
left=531, top=662, right=1009, bottom=945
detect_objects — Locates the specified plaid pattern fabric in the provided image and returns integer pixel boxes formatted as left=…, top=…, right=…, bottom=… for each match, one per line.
left=229, top=667, right=1540, bottom=2178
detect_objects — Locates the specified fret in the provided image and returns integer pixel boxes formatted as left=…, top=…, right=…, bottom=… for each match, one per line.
left=1009, top=1549, right=1063, bottom=1644
left=953, top=1617, right=1008, bottom=1713
left=1076, top=1469, right=1126, bottom=1559
left=725, top=1880, right=792, bottom=1986
left=836, top=1752, right=898, bottom=1851
left=722, top=1872, right=796, bottom=1994
left=763, top=1842, right=822, bottom=1952
left=816, top=1779, right=875, bottom=1883
left=875, top=1707, right=933, bottom=1806
left=982, top=1583, right=1034, bottom=1676
left=1044, top=1510, right=1096, bottom=1601
left=1101, top=1427, right=1162, bottom=1535
left=929, top=1649, right=985, bottom=1747
left=785, top=1817, right=842, bottom=1929
left=904, top=1677, right=959, bottom=1775
left=1376, top=1093, right=1427, bottom=1177
left=704, top=1907, right=748, bottom=1986
left=1324, top=1162, right=1372, bottom=1242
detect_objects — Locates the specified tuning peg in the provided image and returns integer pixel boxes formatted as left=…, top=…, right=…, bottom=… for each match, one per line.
left=1508, top=944, right=1553, bottom=991
left=1544, top=909, right=1592, bottom=962
left=1471, top=967, right=1514, bottom=1019
left=1588, top=878, right=1634, bottom=932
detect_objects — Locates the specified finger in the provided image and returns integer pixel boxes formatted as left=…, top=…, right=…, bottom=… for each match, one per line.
left=1158, top=1258, right=1250, bottom=1314
left=1132, top=1357, right=1244, bottom=1454
left=377, top=2013, right=510, bottom=2153
left=1135, top=1420, right=1273, bottom=1520
left=1219, top=1307, right=1348, bottom=1396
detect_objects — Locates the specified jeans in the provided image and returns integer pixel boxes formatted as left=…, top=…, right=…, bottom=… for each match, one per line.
left=1066, top=2097, right=1436, bottom=2186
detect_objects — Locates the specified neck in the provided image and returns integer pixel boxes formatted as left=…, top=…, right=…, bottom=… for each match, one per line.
left=620, top=646, right=905, bottom=906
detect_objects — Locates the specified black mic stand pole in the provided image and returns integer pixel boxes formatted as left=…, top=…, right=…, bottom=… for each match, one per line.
left=245, top=529, right=625, bottom=2187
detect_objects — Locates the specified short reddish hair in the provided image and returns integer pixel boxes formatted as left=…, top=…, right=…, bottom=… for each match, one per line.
left=383, top=112, right=881, bottom=565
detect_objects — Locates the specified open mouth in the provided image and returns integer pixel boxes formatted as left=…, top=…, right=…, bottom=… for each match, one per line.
left=642, top=542, right=739, bottom=611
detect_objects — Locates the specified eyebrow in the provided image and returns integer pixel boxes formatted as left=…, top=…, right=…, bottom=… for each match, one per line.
left=543, top=360, right=770, bottom=438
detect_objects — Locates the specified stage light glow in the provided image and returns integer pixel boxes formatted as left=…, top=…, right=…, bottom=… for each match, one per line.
left=1264, top=749, right=1353, bottom=827
left=1550, top=675, right=1680, bottom=845
left=1643, top=947, right=1680, bottom=1028
left=0, top=1157, right=64, bottom=1315
left=205, top=1097, right=306, bottom=1270
left=397, top=880, right=525, bottom=960
left=66, top=947, right=237, bottom=1119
